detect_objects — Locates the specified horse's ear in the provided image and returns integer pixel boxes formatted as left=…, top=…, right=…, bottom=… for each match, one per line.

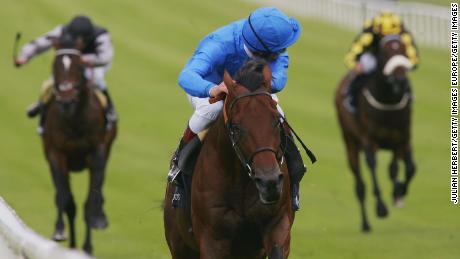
left=75, top=37, right=85, bottom=51
left=223, top=70, right=234, bottom=92
left=262, top=65, right=272, bottom=91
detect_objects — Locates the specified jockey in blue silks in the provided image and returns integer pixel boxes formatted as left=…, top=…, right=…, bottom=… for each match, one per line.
left=169, top=7, right=306, bottom=211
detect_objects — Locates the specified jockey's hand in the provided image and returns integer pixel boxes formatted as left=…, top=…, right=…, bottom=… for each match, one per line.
left=354, top=63, right=364, bottom=75
left=14, top=57, right=28, bottom=68
left=80, top=57, right=92, bottom=67
left=209, top=81, right=229, bottom=97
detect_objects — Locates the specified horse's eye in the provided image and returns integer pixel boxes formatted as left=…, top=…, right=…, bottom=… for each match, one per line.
left=273, top=118, right=281, bottom=129
left=230, top=123, right=243, bottom=139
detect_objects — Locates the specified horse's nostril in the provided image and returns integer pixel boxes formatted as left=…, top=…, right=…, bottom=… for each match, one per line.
left=254, top=177, right=263, bottom=185
left=278, top=174, right=284, bottom=181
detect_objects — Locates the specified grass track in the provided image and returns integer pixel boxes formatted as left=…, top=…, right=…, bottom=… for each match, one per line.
left=0, top=0, right=458, bottom=258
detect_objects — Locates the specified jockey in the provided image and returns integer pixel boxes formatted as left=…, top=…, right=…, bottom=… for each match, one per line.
left=15, top=15, right=116, bottom=131
left=170, top=7, right=306, bottom=211
left=343, top=11, right=419, bottom=112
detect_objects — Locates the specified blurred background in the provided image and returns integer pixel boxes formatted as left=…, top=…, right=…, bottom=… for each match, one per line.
left=0, top=0, right=457, bottom=258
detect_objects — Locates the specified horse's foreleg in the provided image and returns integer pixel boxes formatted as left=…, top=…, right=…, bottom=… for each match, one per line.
left=66, top=196, right=76, bottom=248
left=198, top=234, right=231, bottom=259
left=397, top=146, right=416, bottom=207
left=82, top=225, right=92, bottom=255
left=83, top=147, right=108, bottom=254
left=364, top=146, right=388, bottom=218
left=268, top=246, right=283, bottom=259
left=389, top=152, right=403, bottom=206
left=48, top=152, right=74, bottom=245
left=263, top=214, right=292, bottom=259
left=85, top=147, right=108, bottom=229
left=344, top=136, right=370, bottom=232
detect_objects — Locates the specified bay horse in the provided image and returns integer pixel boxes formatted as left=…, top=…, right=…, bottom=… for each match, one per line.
left=164, top=59, right=294, bottom=258
left=335, top=34, right=416, bottom=232
left=42, top=36, right=117, bottom=254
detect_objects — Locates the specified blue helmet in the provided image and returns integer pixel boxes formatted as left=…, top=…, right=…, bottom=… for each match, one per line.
left=242, top=7, right=302, bottom=53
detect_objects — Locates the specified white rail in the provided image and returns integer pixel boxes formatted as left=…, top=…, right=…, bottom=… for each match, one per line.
left=250, top=0, right=449, bottom=48
left=0, top=196, right=91, bottom=259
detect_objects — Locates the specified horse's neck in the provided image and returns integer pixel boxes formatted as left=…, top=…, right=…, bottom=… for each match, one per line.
left=61, top=85, right=93, bottom=125
left=77, top=86, right=92, bottom=113
left=207, top=114, right=248, bottom=181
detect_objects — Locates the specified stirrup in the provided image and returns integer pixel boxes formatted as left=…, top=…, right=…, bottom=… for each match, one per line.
left=105, top=108, right=117, bottom=130
left=167, top=157, right=181, bottom=183
left=37, top=125, right=44, bottom=136
left=291, top=182, right=300, bottom=211
left=106, top=108, right=117, bottom=122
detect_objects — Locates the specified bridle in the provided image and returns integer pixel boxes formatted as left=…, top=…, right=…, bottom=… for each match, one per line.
left=362, top=35, right=412, bottom=111
left=226, top=91, right=285, bottom=178
left=53, top=49, right=85, bottom=102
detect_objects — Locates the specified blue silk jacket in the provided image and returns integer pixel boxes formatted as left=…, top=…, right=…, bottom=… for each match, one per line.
left=178, top=19, right=289, bottom=98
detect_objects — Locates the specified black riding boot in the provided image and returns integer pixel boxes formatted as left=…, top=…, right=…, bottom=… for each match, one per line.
left=281, top=124, right=307, bottom=211
left=169, top=138, right=187, bottom=208
left=168, top=138, right=187, bottom=183
left=169, top=126, right=198, bottom=208
left=345, top=73, right=369, bottom=113
left=26, top=100, right=47, bottom=135
left=26, top=101, right=43, bottom=118
left=101, top=89, right=117, bottom=129
left=37, top=103, right=48, bottom=135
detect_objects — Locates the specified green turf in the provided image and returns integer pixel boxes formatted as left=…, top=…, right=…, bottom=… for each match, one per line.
left=0, top=0, right=458, bottom=258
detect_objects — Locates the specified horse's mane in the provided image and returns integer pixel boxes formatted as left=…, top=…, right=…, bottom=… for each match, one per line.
left=58, top=33, right=77, bottom=49
left=234, top=58, right=268, bottom=92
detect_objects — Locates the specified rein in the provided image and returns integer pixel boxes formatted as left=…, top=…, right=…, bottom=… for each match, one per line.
left=55, top=49, right=81, bottom=56
left=226, top=91, right=278, bottom=178
left=225, top=91, right=316, bottom=178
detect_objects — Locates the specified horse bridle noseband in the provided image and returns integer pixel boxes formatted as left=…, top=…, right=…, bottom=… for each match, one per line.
left=226, top=91, right=285, bottom=178
left=54, top=49, right=85, bottom=100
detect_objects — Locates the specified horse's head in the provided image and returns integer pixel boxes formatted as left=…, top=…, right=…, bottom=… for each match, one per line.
left=52, top=35, right=87, bottom=115
left=377, top=34, right=412, bottom=95
left=223, top=59, right=285, bottom=204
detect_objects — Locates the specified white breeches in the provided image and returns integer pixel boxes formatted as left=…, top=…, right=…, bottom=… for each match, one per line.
left=359, top=52, right=377, bottom=74
left=187, top=94, right=285, bottom=134
left=84, top=65, right=111, bottom=90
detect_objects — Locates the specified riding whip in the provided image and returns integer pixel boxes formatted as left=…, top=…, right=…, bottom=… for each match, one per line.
left=13, top=32, right=22, bottom=67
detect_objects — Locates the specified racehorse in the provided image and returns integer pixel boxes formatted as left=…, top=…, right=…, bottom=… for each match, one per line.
left=335, top=34, right=416, bottom=232
left=164, top=59, right=294, bottom=258
left=42, top=36, right=117, bottom=254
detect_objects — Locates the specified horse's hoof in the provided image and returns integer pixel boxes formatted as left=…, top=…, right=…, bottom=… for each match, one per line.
left=393, top=182, right=406, bottom=199
left=377, top=202, right=389, bottom=218
left=394, top=198, right=405, bottom=208
left=362, top=223, right=371, bottom=233
left=52, top=230, right=67, bottom=242
left=89, top=215, right=109, bottom=230
left=83, top=243, right=93, bottom=255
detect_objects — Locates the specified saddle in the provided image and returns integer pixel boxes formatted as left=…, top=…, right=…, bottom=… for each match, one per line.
left=41, top=79, right=108, bottom=109
left=93, top=88, right=108, bottom=109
